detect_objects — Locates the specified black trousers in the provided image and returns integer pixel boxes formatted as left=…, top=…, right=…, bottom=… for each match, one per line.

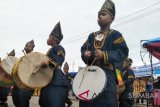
left=12, top=86, right=33, bottom=107
left=0, top=87, right=10, bottom=103
left=119, top=92, right=134, bottom=107
left=65, top=88, right=72, bottom=106
left=39, top=85, right=66, bottom=107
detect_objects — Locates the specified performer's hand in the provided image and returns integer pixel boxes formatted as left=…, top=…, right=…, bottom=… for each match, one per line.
left=84, top=50, right=92, bottom=58
left=120, top=82, right=125, bottom=86
left=95, top=49, right=103, bottom=59
left=41, top=59, right=49, bottom=67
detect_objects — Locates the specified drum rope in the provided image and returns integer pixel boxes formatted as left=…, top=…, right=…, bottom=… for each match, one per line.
left=79, top=58, right=96, bottom=88
left=5, top=57, right=12, bottom=66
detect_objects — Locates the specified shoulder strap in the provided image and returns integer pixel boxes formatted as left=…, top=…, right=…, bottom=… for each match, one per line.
left=122, top=70, right=127, bottom=77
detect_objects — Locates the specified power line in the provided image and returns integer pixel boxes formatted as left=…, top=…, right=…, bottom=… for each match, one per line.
left=62, top=28, right=97, bottom=44
left=115, top=1, right=160, bottom=22
left=113, top=8, right=160, bottom=27
left=62, top=2, right=160, bottom=44
left=63, top=8, right=160, bottom=44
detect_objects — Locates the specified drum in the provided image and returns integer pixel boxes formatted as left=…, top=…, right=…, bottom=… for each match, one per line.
left=0, top=56, right=18, bottom=87
left=73, top=66, right=107, bottom=101
left=12, top=52, right=54, bottom=90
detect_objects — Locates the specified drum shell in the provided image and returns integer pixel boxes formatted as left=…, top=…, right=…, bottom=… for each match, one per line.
left=0, top=56, right=18, bottom=87
left=12, top=59, right=32, bottom=90
left=12, top=52, right=53, bottom=90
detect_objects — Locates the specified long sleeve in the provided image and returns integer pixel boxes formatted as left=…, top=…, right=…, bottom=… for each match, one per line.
left=81, top=33, right=95, bottom=65
left=104, top=31, right=129, bottom=64
left=47, top=45, right=65, bottom=67
left=125, top=69, right=135, bottom=86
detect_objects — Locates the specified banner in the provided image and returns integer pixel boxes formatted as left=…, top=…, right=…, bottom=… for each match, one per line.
left=133, top=62, right=160, bottom=77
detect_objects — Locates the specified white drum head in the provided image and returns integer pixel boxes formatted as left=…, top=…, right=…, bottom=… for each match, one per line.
left=1, top=56, right=18, bottom=75
left=73, top=66, right=107, bottom=101
left=17, top=52, right=53, bottom=89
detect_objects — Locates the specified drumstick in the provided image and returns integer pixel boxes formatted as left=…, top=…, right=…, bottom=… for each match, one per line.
left=32, top=67, right=41, bottom=74
left=79, top=58, right=96, bottom=88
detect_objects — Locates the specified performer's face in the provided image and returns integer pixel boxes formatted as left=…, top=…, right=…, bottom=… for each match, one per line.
left=47, top=35, right=57, bottom=46
left=123, top=61, right=130, bottom=69
left=24, top=43, right=34, bottom=53
left=63, top=68, right=69, bottom=73
left=97, top=11, right=114, bottom=27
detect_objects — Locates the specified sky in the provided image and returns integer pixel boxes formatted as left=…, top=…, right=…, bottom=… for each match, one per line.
left=0, top=0, right=160, bottom=72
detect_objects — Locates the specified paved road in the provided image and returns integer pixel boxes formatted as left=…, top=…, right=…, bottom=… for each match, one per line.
left=0, top=96, right=156, bottom=107
left=2, top=96, right=79, bottom=107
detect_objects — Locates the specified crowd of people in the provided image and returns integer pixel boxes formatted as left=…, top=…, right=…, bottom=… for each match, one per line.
left=0, top=0, right=159, bottom=107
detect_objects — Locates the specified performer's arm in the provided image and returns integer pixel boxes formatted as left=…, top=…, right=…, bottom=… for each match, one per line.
left=47, top=45, right=65, bottom=67
left=81, top=33, right=94, bottom=65
left=103, top=31, right=129, bottom=64
left=125, top=70, right=135, bottom=85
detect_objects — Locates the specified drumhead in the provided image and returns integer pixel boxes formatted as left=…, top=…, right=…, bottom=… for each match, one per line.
left=73, top=66, right=107, bottom=101
left=0, top=67, right=13, bottom=82
left=1, top=56, right=18, bottom=75
left=0, top=56, right=18, bottom=87
left=17, top=52, right=53, bottom=89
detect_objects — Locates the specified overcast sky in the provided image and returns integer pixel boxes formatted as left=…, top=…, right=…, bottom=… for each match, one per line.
left=0, top=0, right=160, bottom=72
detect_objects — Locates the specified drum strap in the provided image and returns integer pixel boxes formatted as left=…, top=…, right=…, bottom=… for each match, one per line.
left=122, top=70, right=127, bottom=77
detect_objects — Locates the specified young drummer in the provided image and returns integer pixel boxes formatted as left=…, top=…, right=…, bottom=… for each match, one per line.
left=63, top=62, right=73, bottom=107
left=119, top=58, right=135, bottom=107
left=12, top=40, right=35, bottom=107
left=80, top=0, right=129, bottom=106
left=39, top=22, right=67, bottom=107
left=0, top=49, right=15, bottom=105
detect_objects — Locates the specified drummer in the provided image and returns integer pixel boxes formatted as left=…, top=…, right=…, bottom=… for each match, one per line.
left=0, top=49, right=15, bottom=105
left=12, top=40, right=35, bottom=107
left=119, top=58, right=135, bottom=107
left=63, top=62, right=73, bottom=107
left=39, top=22, right=67, bottom=107
left=80, top=0, right=129, bottom=106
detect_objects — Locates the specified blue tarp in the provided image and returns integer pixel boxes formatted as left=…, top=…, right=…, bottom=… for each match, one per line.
left=69, top=72, right=77, bottom=77
left=133, top=62, right=160, bottom=77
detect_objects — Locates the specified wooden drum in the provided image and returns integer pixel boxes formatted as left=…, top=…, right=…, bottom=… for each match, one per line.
left=12, top=52, right=53, bottom=90
left=0, top=56, right=18, bottom=87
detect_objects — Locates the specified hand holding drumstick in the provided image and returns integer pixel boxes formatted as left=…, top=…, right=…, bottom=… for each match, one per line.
left=95, top=49, right=103, bottom=60
left=33, top=58, right=49, bottom=74
left=41, top=59, right=49, bottom=68
left=84, top=50, right=92, bottom=58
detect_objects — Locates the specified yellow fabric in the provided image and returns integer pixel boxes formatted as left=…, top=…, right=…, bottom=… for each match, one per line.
left=128, top=75, right=134, bottom=79
left=103, top=51, right=107, bottom=64
left=57, top=50, right=65, bottom=57
left=105, top=51, right=108, bottom=63
left=113, top=37, right=124, bottom=45
left=12, top=58, right=22, bottom=75
left=33, top=88, right=41, bottom=96
left=49, top=59, right=57, bottom=67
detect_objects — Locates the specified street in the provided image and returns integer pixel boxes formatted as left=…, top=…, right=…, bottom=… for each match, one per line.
left=0, top=96, right=157, bottom=107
